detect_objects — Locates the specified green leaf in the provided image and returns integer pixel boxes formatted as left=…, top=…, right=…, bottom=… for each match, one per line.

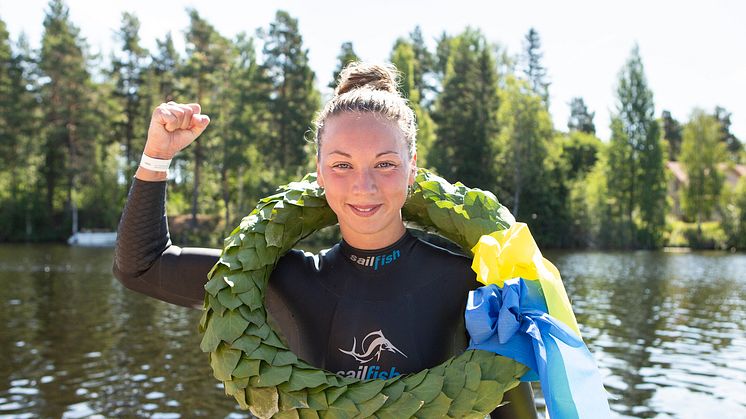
left=237, top=287, right=263, bottom=311
left=355, top=392, right=388, bottom=417
left=285, top=369, right=330, bottom=392
left=344, top=380, right=385, bottom=403
left=211, top=343, right=242, bottom=381
left=380, top=380, right=405, bottom=405
left=205, top=275, right=228, bottom=296
left=232, top=334, right=261, bottom=355
left=325, top=385, right=347, bottom=405
left=409, top=374, right=444, bottom=403
left=279, top=389, right=309, bottom=410
left=199, top=316, right=221, bottom=353
left=211, top=308, right=249, bottom=344
left=298, top=409, right=321, bottom=419
left=473, top=380, right=503, bottom=412
left=237, top=248, right=262, bottom=271
left=226, top=272, right=253, bottom=294
left=464, top=361, right=481, bottom=392
left=273, top=350, right=298, bottom=366
left=238, top=305, right=266, bottom=326
left=249, top=344, right=278, bottom=363
left=305, top=388, right=328, bottom=410
left=256, top=363, right=292, bottom=387
left=219, top=252, right=242, bottom=270
left=232, top=358, right=261, bottom=379
left=325, top=397, right=358, bottom=419
left=414, top=392, right=452, bottom=418
left=442, top=360, right=467, bottom=398
left=375, top=392, right=423, bottom=419
left=217, top=288, right=243, bottom=310
left=447, top=387, right=477, bottom=417
left=265, top=222, right=285, bottom=247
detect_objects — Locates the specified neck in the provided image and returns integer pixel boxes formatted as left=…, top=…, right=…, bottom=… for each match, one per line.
left=339, top=223, right=407, bottom=250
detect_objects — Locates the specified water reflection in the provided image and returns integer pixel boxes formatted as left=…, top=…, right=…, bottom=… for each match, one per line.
left=1, top=245, right=745, bottom=418
left=549, top=250, right=746, bottom=418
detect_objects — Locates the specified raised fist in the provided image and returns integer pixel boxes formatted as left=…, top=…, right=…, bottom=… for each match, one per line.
left=144, top=102, right=210, bottom=159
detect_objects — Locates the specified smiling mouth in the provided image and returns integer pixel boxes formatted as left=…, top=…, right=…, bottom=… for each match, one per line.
left=348, top=204, right=382, bottom=217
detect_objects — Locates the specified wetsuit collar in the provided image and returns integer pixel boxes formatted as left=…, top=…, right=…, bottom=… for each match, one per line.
left=339, top=230, right=414, bottom=272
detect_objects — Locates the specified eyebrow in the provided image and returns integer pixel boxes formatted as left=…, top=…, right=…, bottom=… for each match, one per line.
left=327, top=150, right=400, bottom=158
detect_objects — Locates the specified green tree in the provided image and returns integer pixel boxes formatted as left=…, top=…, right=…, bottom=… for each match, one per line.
left=559, top=130, right=603, bottom=181
left=430, top=28, right=499, bottom=190
left=521, top=28, right=549, bottom=108
left=110, top=11, right=149, bottom=190
left=661, top=110, right=682, bottom=161
left=607, top=45, right=667, bottom=248
left=150, top=31, right=180, bottom=102
left=713, top=106, right=742, bottom=163
left=329, top=41, right=359, bottom=89
left=407, top=25, right=435, bottom=106
left=680, top=109, right=725, bottom=233
left=390, top=40, right=435, bottom=168
left=567, top=97, right=595, bottom=134
left=722, top=176, right=746, bottom=249
left=38, top=0, right=102, bottom=237
left=496, top=77, right=567, bottom=245
left=260, top=10, right=320, bottom=172
left=0, top=21, right=42, bottom=240
left=181, top=8, right=233, bottom=226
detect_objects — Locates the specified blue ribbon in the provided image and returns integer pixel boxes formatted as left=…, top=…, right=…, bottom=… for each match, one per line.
left=465, top=278, right=611, bottom=419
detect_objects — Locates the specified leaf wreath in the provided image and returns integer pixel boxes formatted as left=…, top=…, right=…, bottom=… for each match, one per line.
left=199, top=168, right=527, bottom=418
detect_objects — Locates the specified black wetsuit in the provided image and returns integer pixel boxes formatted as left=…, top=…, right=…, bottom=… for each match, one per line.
left=113, top=178, right=537, bottom=418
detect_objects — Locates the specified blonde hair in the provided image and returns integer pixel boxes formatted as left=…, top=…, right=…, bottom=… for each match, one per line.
left=314, top=62, right=417, bottom=158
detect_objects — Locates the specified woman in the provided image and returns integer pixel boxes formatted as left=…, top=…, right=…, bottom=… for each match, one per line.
left=113, top=62, right=537, bottom=418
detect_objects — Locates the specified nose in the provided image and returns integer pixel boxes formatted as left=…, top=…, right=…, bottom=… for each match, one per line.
left=352, top=168, right=377, bottom=195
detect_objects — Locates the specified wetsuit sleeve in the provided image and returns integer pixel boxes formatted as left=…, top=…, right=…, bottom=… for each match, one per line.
left=112, top=178, right=220, bottom=309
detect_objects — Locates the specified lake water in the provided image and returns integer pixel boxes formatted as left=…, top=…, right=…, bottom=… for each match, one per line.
left=0, top=244, right=744, bottom=418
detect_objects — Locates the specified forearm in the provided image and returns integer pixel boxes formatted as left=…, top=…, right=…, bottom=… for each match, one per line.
left=112, top=176, right=219, bottom=309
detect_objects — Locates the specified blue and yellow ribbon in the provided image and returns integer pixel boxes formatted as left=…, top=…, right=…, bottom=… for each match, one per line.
left=466, top=223, right=611, bottom=419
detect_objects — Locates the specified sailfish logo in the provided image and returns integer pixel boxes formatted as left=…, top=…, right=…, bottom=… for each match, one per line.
left=339, top=330, right=408, bottom=364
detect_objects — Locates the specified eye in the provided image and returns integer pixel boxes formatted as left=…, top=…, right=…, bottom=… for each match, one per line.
left=376, top=161, right=397, bottom=169
left=332, top=162, right=351, bottom=169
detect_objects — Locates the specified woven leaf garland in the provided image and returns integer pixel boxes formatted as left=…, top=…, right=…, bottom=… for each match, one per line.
left=199, top=168, right=527, bottom=418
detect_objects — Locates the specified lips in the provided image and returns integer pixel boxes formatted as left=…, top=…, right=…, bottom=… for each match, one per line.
left=348, top=204, right=382, bottom=217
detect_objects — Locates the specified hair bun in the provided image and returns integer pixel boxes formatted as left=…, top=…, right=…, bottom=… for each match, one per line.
left=335, top=62, right=400, bottom=95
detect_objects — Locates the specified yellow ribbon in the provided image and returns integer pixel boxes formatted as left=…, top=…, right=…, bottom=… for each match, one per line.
left=471, top=222, right=581, bottom=336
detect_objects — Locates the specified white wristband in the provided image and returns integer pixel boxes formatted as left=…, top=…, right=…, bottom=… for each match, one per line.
left=140, top=153, right=172, bottom=172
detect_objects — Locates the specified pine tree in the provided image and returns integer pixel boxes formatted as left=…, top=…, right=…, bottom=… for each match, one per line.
left=607, top=45, right=667, bottom=248
left=110, top=11, right=149, bottom=189
left=260, top=10, right=320, bottom=172
left=567, top=97, right=595, bottom=134
left=407, top=25, right=435, bottom=106
left=0, top=20, right=41, bottom=240
left=713, top=106, right=742, bottom=163
left=390, top=40, right=435, bottom=168
left=38, top=0, right=99, bottom=237
left=431, top=28, right=499, bottom=190
left=680, top=109, right=725, bottom=233
left=521, top=28, right=550, bottom=108
left=150, top=31, right=180, bottom=102
left=182, top=8, right=233, bottom=226
left=329, top=41, right=359, bottom=89
left=661, top=110, right=682, bottom=161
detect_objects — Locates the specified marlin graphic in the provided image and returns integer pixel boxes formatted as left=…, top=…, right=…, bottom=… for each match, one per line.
left=339, top=330, right=408, bottom=364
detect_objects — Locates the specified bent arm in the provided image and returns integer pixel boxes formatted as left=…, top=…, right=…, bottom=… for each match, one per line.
left=112, top=178, right=220, bottom=309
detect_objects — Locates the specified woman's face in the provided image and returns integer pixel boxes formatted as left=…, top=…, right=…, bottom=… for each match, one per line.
left=317, top=112, right=416, bottom=250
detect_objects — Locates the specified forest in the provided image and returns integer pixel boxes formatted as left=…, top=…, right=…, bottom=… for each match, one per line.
left=1, top=0, right=745, bottom=250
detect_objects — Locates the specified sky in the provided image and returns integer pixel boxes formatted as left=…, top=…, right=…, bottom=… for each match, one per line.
left=1, top=0, right=745, bottom=142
